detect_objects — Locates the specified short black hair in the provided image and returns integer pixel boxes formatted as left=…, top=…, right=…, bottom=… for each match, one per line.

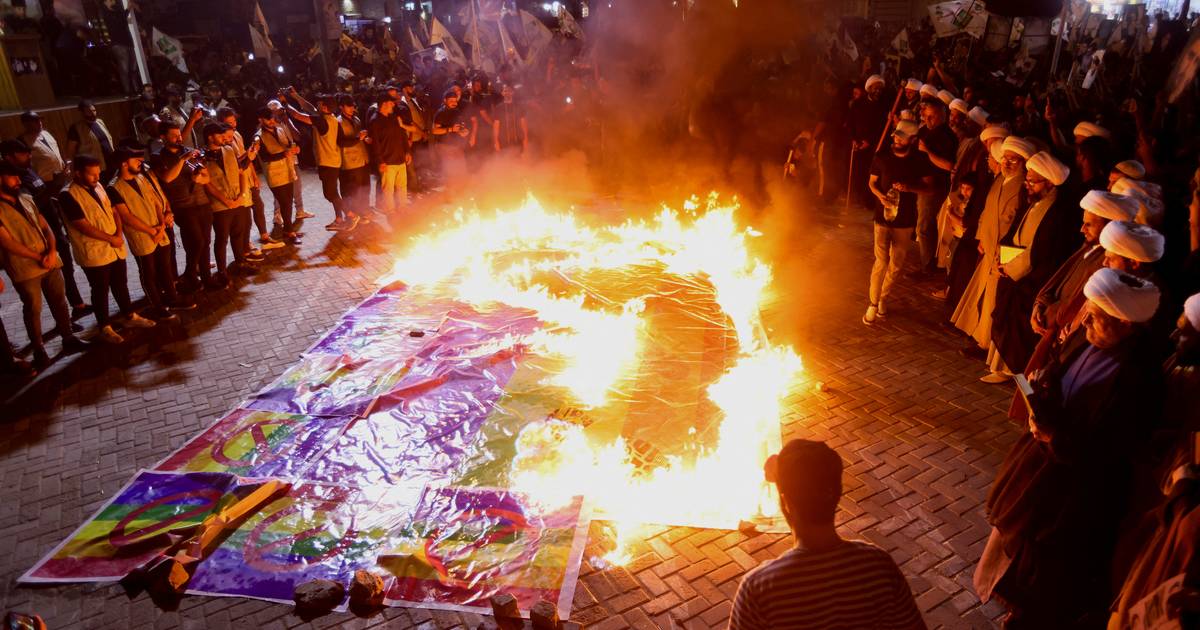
left=772, top=439, right=843, bottom=526
left=73, top=154, right=101, bottom=171
left=203, top=122, right=230, bottom=140
left=336, top=93, right=355, bottom=107
left=157, top=120, right=180, bottom=133
left=77, top=99, right=95, bottom=111
left=216, top=106, right=237, bottom=121
left=19, top=110, right=40, bottom=123
left=256, top=106, right=274, bottom=120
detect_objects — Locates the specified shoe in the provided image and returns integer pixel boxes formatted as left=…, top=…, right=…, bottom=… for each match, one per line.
left=244, top=253, right=266, bottom=263
left=247, top=248, right=265, bottom=258
left=260, top=240, right=285, bottom=251
left=168, top=300, right=198, bottom=311
left=862, top=304, right=878, bottom=325
left=71, top=303, right=92, bottom=320
left=70, top=322, right=85, bottom=333
left=325, top=220, right=343, bottom=231
left=877, top=303, right=888, bottom=319
left=62, top=336, right=90, bottom=354
left=125, top=312, right=156, bottom=329
left=32, top=350, right=51, bottom=371
left=1, top=358, right=36, bottom=378
left=270, top=225, right=284, bottom=240
left=297, top=210, right=315, bottom=219
left=980, top=372, right=1012, bottom=384
left=207, top=274, right=230, bottom=290
left=343, top=214, right=361, bottom=231
left=98, top=324, right=125, bottom=343
left=930, top=287, right=948, bottom=300
left=958, top=345, right=988, bottom=360
left=152, top=308, right=179, bottom=322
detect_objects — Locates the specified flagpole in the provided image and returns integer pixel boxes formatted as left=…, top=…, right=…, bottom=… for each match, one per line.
left=1048, top=0, right=1067, bottom=78
left=123, top=0, right=151, bottom=90
left=312, top=0, right=334, bottom=87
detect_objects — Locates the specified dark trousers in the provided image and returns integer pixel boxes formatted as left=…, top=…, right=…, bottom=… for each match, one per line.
left=338, top=166, right=369, bottom=215
left=0, top=314, right=14, bottom=367
left=212, top=209, right=237, bottom=273
left=269, top=184, right=295, bottom=233
left=234, top=206, right=252, bottom=258
left=317, top=166, right=345, bottom=219
left=82, top=259, right=133, bottom=326
left=40, top=206, right=84, bottom=306
left=176, top=205, right=213, bottom=285
left=134, top=245, right=178, bottom=311
left=13, top=270, right=73, bottom=354
left=250, top=185, right=267, bottom=237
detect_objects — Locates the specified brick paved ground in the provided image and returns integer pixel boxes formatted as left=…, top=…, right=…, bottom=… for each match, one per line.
left=0, top=176, right=1015, bottom=629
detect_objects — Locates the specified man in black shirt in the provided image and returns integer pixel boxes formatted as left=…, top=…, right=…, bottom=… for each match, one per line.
left=366, top=93, right=412, bottom=213
left=864, top=121, right=935, bottom=325
left=433, top=90, right=471, bottom=183
left=846, top=76, right=890, bottom=208
left=493, top=83, right=528, bottom=156
left=916, top=99, right=957, bottom=275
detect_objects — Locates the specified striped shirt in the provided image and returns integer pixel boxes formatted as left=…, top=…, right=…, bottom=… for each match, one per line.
left=729, top=540, right=926, bottom=630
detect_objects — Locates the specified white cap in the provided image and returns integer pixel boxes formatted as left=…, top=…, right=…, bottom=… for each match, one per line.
left=967, top=106, right=989, bottom=127
left=893, top=120, right=919, bottom=140
left=1001, top=136, right=1036, bottom=160
left=1081, top=190, right=1139, bottom=222
left=865, top=74, right=885, bottom=90
left=1073, top=121, right=1112, bottom=140
left=1025, top=151, right=1070, bottom=186
left=1099, top=220, right=1165, bottom=263
left=1083, top=267, right=1160, bottom=323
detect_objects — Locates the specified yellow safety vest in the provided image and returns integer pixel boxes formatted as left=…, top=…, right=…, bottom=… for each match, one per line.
left=0, top=193, right=57, bottom=282
left=111, top=173, right=170, bottom=257
left=63, top=183, right=126, bottom=267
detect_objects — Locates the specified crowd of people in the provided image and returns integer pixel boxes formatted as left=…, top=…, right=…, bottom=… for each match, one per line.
left=733, top=8, right=1200, bottom=630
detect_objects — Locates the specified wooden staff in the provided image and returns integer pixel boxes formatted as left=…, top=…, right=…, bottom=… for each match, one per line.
left=874, top=86, right=905, bottom=155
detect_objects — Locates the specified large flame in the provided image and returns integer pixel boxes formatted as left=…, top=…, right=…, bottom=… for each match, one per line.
left=383, top=193, right=801, bottom=559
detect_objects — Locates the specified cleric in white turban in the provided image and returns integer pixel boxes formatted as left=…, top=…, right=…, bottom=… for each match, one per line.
left=1073, top=121, right=1112, bottom=143
left=919, top=83, right=938, bottom=99
left=1026, top=151, right=1070, bottom=186
left=1100, top=220, right=1166, bottom=278
left=1084, top=267, right=1160, bottom=325
left=865, top=74, right=885, bottom=91
left=906, top=78, right=923, bottom=92
left=1111, top=160, right=1145, bottom=184
left=980, top=125, right=1009, bottom=148
left=949, top=98, right=970, bottom=116
left=937, top=89, right=955, bottom=105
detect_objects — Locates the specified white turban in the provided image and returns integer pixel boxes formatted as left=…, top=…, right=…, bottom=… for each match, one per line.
left=1114, top=160, right=1145, bottom=180
left=1083, top=267, right=1160, bottom=323
left=865, top=74, right=885, bottom=90
left=899, top=108, right=917, bottom=122
left=906, top=78, right=923, bottom=91
left=937, top=89, right=955, bottom=105
left=968, top=106, right=989, bottom=127
left=1002, top=136, right=1036, bottom=160
left=1185, top=293, right=1200, bottom=331
left=919, top=84, right=938, bottom=98
left=267, top=99, right=283, bottom=111
left=989, top=141, right=1005, bottom=163
left=1081, top=190, right=1138, bottom=222
left=1073, top=121, right=1112, bottom=140
left=1026, top=151, right=1070, bottom=186
left=1099, top=220, right=1165, bottom=262
left=949, top=98, right=969, bottom=115
left=980, top=125, right=1009, bottom=143
left=1112, top=176, right=1163, bottom=202
left=1118, top=190, right=1165, bottom=227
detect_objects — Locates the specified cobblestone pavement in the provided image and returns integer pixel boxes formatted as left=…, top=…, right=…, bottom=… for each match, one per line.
left=0, top=175, right=1014, bottom=629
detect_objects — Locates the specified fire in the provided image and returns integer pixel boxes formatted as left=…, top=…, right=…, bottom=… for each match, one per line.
left=382, top=193, right=802, bottom=559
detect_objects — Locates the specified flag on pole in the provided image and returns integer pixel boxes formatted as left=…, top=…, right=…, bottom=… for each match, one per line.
left=557, top=6, right=584, bottom=39
left=407, top=26, right=425, bottom=52
left=891, top=28, right=914, bottom=58
left=498, top=19, right=521, bottom=67
left=249, top=1, right=277, bottom=63
left=151, top=27, right=189, bottom=73
left=928, top=0, right=987, bottom=39
left=837, top=29, right=859, bottom=61
left=466, top=0, right=483, bottom=67
left=430, top=17, right=469, bottom=68
left=518, top=10, right=554, bottom=65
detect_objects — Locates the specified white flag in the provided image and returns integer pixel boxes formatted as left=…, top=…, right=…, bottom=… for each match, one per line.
left=498, top=19, right=521, bottom=66
left=928, top=0, right=987, bottom=39
left=518, top=10, right=554, bottom=65
left=407, top=26, right=424, bottom=52
left=557, top=6, right=584, bottom=39
left=151, top=27, right=188, bottom=73
left=891, top=28, right=914, bottom=58
left=249, top=25, right=274, bottom=60
left=430, top=17, right=469, bottom=68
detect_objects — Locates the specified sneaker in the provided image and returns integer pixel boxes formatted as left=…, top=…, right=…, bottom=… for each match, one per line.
left=244, top=252, right=266, bottom=263
left=207, top=273, right=230, bottom=290
left=343, top=214, right=361, bottom=231
left=877, top=303, right=888, bottom=319
left=260, top=240, right=285, bottom=251
left=260, top=234, right=282, bottom=244
left=71, top=303, right=92, bottom=320
left=1, top=357, right=36, bottom=378
left=297, top=210, right=316, bottom=219
left=168, top=300, right=198, bottom=311
left=247, top=248, right=265, bottom=258
left=152, top=308, right=179, bottom=322
left=70, top=322, right=85, bottom=333
left=325, top=220, right=343, bottom=231
left=62, top=336, right=90, bottom=354
left=980, top=372, right=1012, bottom=384
left=125, top=312, right=156, bottom=328
left=270, top=224, right=284, bottom=240
left=98, top=324, right=125, bottom=343
left=862, top=304, right=878, bottom=325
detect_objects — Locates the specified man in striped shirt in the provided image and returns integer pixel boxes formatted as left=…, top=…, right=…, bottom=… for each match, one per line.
left=730, top=440, right=926, bottom=630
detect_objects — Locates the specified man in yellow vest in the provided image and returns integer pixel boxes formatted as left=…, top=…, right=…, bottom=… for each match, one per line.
left=336, top=94, right=371, bottom=221
left=202, top=123, right=259, bottom=288
left=255, top=106, right=302, bottom=243
left=65, top=101, right=116, bottom=177
left=58, top=155, right=156, bottom=344
left=109, top=143, right=196, bottom=319
left=280, top=88, right=359, bottom=232
left=0, top=163, right=89, bottom=371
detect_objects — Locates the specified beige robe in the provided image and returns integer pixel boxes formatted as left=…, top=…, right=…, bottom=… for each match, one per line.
left=951, top=173, right=1023, bottom=346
